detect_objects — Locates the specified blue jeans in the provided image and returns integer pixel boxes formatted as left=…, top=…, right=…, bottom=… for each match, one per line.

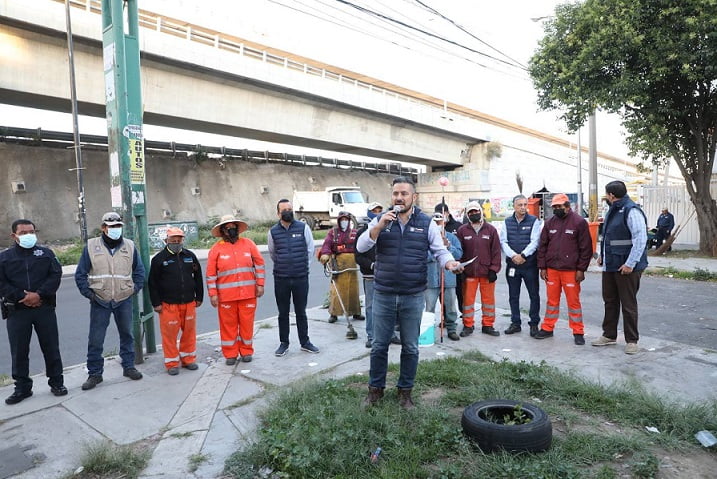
left=424, top=287, right=458, bottom=332
left=363, top=277, right=375, bottom=341
left=86, top=297, right=135, bottom=375
left=506, top=265, right=541, bottom=325
left=369, top=290, right=424, bottom=389
left=274, top=275, right=310, bottom=346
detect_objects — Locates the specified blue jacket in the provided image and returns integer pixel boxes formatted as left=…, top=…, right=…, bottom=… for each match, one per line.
left=504, top=213, right=538, bottom=268
left=426, top=231, right=461, bottom=289
left=270, top=220, right=310, bottom=278
left=602, top=196, right=648, bottom=272
left=0, top=243, right=62, bottom=307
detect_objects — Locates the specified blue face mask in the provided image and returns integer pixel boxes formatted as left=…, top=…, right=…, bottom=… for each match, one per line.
left=18, top=233, right=37, bottom=249
left=107, top=227, right=122, bottom=240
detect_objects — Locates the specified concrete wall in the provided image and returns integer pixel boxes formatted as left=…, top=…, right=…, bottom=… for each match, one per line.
left=0, top=143, right=397, bottom=247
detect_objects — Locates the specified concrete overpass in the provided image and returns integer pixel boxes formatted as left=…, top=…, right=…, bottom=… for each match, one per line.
left=0, top=0, right=494, bottom=167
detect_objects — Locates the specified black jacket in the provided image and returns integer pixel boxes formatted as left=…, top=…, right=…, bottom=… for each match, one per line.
left=148, top=247, right=204, bottom=306
left=354, top=225, right=375, bottom=278
left=0, top=243, right=62, bottom=307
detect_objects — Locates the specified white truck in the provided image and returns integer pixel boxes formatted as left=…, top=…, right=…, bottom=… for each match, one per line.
left=292, top=186, right=370, bottom=229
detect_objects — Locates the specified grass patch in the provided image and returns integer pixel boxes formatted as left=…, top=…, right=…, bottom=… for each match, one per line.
left=645, top=266, right=717, bottom=282
left=224, top=354, right=717, bottom=479
left=67, top=440, right=150, bottom=479
left=188, top=453, right=209, bottom=473
left=0, top=374, right=11, bottom=387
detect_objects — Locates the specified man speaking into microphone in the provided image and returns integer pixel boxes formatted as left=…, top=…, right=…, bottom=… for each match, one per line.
left=357, top=176, right=462, bottom=410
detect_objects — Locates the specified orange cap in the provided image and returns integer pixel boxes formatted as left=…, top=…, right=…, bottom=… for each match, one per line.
left=165, top=226, right=185, bottom=238
left=550, top=193, right=570, bottom=206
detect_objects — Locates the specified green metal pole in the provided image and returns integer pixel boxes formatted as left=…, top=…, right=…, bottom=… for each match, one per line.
left=101, top=0, right=156, bottom=362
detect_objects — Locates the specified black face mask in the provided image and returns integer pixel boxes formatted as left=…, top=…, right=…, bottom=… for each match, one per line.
left=468, top=213, right=482, bottom=223
left=553, top=208, right=566, bottom=218
left=225, top=227, right=239, bottom=239
left=281, top=211, right=294, bottom=222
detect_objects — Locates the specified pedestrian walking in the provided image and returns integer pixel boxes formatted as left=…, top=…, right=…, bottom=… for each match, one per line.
left=535, top=194, right=593, bottom=345
left=267, top=199, right=320, bottom=357
left=425, top=212, right=463, bottom=341
left=356, top=176, right=462, bottom=409
left=148, top=227, right=203, bottom=375
left=499, top=194, right=542, bottom=336
left=1, top=219, right=66, bottom=404
left=592, top=181, right=648, bottom=354
left=75, top=212, right=145, bottom=390
left=456, top=201, right=502, bottom=337
left=207, top=215, right=265, bottom=365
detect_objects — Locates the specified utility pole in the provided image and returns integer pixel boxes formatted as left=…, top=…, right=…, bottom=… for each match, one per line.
left=588, top=113, right=598, bottom=222
left=576, top=129, right=583, bottom=216
left=65, top=0, right=88, bottom=242
left=101, top=0, right=155, bottom=361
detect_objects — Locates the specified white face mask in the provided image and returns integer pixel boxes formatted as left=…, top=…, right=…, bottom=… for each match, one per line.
left=339, top=220, right=349, bottom=230
left=107, top=227, right=122, bottom=240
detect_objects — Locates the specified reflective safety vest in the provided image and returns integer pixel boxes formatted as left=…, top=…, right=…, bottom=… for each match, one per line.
left=206, top=238, right=265, bottom=302
left=87, top=236, right=136, bottom=302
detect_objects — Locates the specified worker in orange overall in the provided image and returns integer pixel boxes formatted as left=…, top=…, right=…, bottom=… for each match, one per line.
left=148, top=227, right=203, bottom=375
left=535, top=194, right=593, bottom=345
left=456, top=201, right=502, bottom=337
left=206, top=215, right=265, bottom=364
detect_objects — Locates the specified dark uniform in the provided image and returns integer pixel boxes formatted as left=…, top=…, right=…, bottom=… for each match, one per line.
left=0, top=241, right=64, bottom=402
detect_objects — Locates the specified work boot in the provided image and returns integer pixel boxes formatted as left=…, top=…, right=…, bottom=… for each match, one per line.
left=534, top=329, right=554, bottom=339
left=504, top=323, right=522, bottom=334
left=397, top=388, right=415, bottom=410
left=459, top=326, right=474, bottom=337
left=182, top=362, right=199, bottom=370
left=353, top=314, right=365, bottom=321
left=481, top=326, right=500, bottom=336
left=529, top=324, right=539, bottom=337
left=50, top=385, right=68, bottom=397
left=574, top=334, right=586, bottom=345
left=167, top=367, right=179, bottom=376
left=365, top=339, right=373, bottom=348
left=390, top=334, right=401, bottom=345
left=447, top=332, right=460, bottom=341
left=225, top=357, right=238, bottom=366
left=328, top=315, right=338, bottom=323
left=362, top=386, right=384, bottom=408
left=123, top=368, right=143, bottom=380
left=81, top=375, right=103, bottom=391
left=5, top=390, right=32, bottom=405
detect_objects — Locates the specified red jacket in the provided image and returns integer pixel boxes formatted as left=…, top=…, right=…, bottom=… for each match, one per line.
left=456, top=222, right=501, bottom=278
left=206, top=238, right=265, bottom=302
left=320, top=227, right=357, bottom=256
left=537, top=210, right=592, bottom=271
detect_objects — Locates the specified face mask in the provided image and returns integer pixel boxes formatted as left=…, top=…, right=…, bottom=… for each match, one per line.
left=18, top=233, right=37, bottom=249
left=367, top=210, right=381, bottom=220
left=468, top=213, right=482, bottom=224
left=107, top=227, right=122, bottom=240
left=281, top=211, right=294, bottom=222
left=167, top=243, right=182, bottom=254
left=553, top=209, right=566, bottom=218
left=340, top=220, right=349, bottom=230
left=226, top=227, right=239, bottom=239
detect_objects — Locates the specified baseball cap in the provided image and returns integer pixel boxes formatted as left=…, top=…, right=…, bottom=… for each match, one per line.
left=101, top=212, right=123, bottom=226
left=432, top=212, right=445, bottom=222
left=550, top=193, right=570, bottom=206
left=465, top=201, right=482, bottom=213
left=368, top=201, right=383, bottom=211
left=165, top=226, right=185, bottom=238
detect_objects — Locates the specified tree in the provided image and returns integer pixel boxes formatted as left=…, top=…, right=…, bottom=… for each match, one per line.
left=529, top=0, right=717, bottom=256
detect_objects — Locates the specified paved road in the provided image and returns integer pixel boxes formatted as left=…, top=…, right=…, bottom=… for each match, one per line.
left=2, top=262, right=716, bottom=378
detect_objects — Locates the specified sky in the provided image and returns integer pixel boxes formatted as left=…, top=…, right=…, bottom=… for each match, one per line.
left=0, top=0, right=633, bottom=164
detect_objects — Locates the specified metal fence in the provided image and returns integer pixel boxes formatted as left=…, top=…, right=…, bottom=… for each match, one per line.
left=642, top=182, right=717, bottom=245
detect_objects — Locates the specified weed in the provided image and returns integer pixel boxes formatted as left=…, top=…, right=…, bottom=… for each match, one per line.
left=0, top=374, right=11, bottom=387
left=70, top=440, right=150, bottom=479
left=188, top=453, right=209, bottom=473
left=170, top=431, right=194, bottom=439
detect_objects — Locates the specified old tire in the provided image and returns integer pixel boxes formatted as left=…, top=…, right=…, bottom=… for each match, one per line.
left=299, top=215, right=315, bottom=230
left=461, top=399, right=552, bottom=452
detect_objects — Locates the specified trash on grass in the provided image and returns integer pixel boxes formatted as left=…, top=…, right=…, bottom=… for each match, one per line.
left=645, top=426, right=660, bottom=433
left=695, top=430, right=717, bottom=447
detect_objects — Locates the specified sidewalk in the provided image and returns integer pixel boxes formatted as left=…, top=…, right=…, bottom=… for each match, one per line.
left=2, top=293, right=717, bottom=478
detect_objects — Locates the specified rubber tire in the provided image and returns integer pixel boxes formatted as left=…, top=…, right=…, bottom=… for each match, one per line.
left=461, top=399, right=552, bottom=452
left=299, top=215, right=315, bottom=230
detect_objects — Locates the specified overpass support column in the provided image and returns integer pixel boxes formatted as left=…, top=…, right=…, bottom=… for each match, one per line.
left=102, top=0, right=155, bottom=361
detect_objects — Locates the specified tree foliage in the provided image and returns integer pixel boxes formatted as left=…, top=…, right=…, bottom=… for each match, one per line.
left=529, top=0, right=717, bottom=254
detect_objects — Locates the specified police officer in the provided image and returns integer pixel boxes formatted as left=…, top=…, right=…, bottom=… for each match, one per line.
left=0, top=219, right=66, bottom=405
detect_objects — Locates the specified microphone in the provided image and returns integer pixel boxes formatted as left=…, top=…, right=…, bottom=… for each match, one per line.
left=385, top=205, right=402, bottom=232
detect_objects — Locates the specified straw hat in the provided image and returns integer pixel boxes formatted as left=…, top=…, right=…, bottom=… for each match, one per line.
left=211, top=214, right=248, bottom=237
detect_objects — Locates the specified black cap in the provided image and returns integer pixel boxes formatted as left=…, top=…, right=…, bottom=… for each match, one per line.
left=434, top=203, right=449, bottom=213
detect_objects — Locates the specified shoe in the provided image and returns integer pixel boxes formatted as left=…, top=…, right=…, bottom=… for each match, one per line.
left=365, top=339, right=373, bottom=348
left=362, top=386, right=384, bottom=408
left=534, top=329, right=554, bottom=339
left=625, top=343, right=639, bottom=355
left=574, top=334, right=586, bottom=345
left=301, top=342, right=320, bottom=353
left=591, top=335, right=617, bottom=347
left=481, top=326, right=500, bottom=337
left=353, top=314, right=365, bottom=321
left=50, top=385, right=68, bottom=396
left=81, top=375, right=103, bottom=390
left=275, top=343, right=289, bottom=357
left=225, top=357, right=238, bottom=366
left=241, top=355, right=253, bottom=363
left=390, top=335, right=401, bottom=345
left=397, top=388, right=415, bottom=410
left=167, top=367, right=179, bottom=376
left=5, top=390, right=32, bottom=405
left=123, top=368, right=143, bottom=380
left=447, top=332, right=460, bottom=341
left=459, top=326, right=474, bottom=337
left=504, top=324, right=522, bottom=334
left=529, top=324, right=539, bottom=337
left=328, top=315, right=338, bottom=323
left=182, top=362, right=199, bottom=370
